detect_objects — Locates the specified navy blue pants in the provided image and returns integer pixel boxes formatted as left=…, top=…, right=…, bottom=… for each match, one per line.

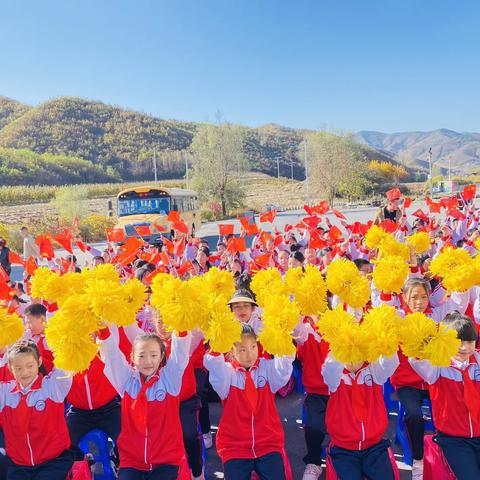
left=397, top=386, right=430, bottom=460
left=194, top=368, right=211, bottom=434
left=66, top=396, right=121, bottom=460
left=436, top=433, right=480, bottom=480
left=179, top=395, right=203, bottom=477
left=328, top=439, right=395, bottom=480
left=7, top=449, right=74, bottom=480
left=303, top=393, right=329, bottom=466
left=223, top=451, right=286, bottom=480
left=118, top=465, right=179, bottom=480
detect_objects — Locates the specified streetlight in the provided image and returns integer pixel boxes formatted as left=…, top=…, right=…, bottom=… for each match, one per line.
left=428, top=147, right=433, bottom=197
left=304, top=138, right=310, bottom=206
left=153, top=148, right=158, bottom=182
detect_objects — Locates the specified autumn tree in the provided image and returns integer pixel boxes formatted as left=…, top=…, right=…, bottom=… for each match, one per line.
left=368, top=160, right=408, bottom=186
left=190, top=124, right=248, bottom=216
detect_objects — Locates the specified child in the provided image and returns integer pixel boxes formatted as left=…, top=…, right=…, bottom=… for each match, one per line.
left=97, top=325, right=192, bottom=480
left=204, top=323, right=294, bottom=480
left=24, top=303, right=54, bottom=373
left=228, top=289, right=263, bottom=334
left=0, top=340, right=73, bottom=479
left=410, top=312, right=480, bottom=480
left=322, top=352, right=399, bottom=480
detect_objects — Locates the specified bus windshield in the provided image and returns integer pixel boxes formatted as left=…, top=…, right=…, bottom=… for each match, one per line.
left=118, top=196, right=170, bottom=216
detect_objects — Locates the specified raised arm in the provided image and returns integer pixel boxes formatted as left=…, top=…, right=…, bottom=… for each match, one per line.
left=264, top=354, right=294, bottom=393
left=369, top=354, right=399, bottom=385
left=161, top=332, right=192, bottom=395
left=321, top=354, right=345, bottom=393
left=203, top=352, right=233, bottom=400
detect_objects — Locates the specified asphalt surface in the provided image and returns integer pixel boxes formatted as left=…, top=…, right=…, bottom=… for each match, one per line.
left=204, top=391, right=413, bottom=480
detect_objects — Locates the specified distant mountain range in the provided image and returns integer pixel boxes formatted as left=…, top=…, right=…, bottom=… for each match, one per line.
left=356, top=129, right=480, bottom=176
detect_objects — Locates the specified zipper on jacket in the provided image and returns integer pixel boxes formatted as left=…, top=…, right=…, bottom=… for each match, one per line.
left=144, top=428, right=148, bottom=465
left=26, top=433, right=34, bottom=466
left=468, top=413, right=473, bottom=438
left=358, top=422, right=365, bottom=450
left=251, top=415, right=257, bottom=458
left=84, top=375, right=93, bottom=410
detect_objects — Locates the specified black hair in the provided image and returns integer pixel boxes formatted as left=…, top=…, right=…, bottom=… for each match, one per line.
left=240, top=322, right=257, bottom=339
left=131, top=333, right=167, bottom=368
left=234, top=272, right=252, bottom=292
left=133, top=259, right=148, bottom=269
left=442, top=312, right=478, bottom=342
left=7, top=340, right=48, bottom=376
left=24, top=303, right=47, bottom=317
left=290, top=250, right=305, bottom=263
left=290, top=243, right=303, bottom=253
left=92, top=255, right=105, bottom=263
left=353, top=258, right=371, bottom=270
left=66, top=254, right=78, bottom=263
left=135, top=263, right=156, bottom=282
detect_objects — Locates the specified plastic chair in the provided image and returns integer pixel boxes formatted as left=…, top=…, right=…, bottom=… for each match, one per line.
left=382, top=378, right=398, bottom=414
left=79, top=429, right=115, bottom=480
left=292, top=363, right=305, bottom=394
left=423, top=435, right=456, bottom=480
left=396, top=399, right=435, bottom=466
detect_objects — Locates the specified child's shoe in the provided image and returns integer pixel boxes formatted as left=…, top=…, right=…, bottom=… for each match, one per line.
left=412, top=459, right=423, bottom=480
left=202, top=432, right=213, bottom=449
left=302, top=463, right=323, bottom=480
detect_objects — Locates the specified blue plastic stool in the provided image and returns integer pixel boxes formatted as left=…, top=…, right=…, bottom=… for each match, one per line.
left=382, top=378, right=398, bottom=414
left=292, top=363, right=305, bottom=394
left=79, top=429, right=115, bottom=480
left=396, top=399, right=435, bottom=466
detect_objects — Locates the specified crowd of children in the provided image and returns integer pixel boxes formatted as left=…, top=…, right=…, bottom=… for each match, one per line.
left=0, top=186, right=479, bottom=480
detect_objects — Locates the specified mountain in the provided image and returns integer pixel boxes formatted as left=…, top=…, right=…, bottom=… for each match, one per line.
left=0, top=95, right=396, bottom=185
left=356, top=129, right=480, bottom=175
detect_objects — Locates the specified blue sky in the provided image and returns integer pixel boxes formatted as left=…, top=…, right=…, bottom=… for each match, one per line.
left=1, top=0, right=479, bottom=133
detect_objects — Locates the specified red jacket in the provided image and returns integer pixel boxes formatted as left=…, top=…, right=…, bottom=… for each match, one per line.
left=411, top=354, right=480, bottom=438
left=323, top=354, right=399, bottom=450
left=296, top=318, right=329, bottom=396
left=0, top=370, right=72, bottom=466
left=391, top=350, right=427, bottom=391
left=204, top=351, right=293, bottom=463
left=98, top=327, right=192, bottom=470
left=67, top=355, right=118, bottom=410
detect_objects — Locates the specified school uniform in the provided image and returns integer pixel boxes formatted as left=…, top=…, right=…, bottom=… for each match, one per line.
left=322, top=354, right=399, bottom=480
left=295, top=317, right=330, bottom=466
left=204, top=351, right=294, bottom=480
left=0, top=369, right=73, bottom=480
left=98, top=326, right=192, bottom=479
left=410, top=352, right=480, bottom=480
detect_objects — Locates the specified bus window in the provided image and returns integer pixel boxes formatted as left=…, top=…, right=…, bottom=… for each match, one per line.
left=118, top=196, right=170, bottom=216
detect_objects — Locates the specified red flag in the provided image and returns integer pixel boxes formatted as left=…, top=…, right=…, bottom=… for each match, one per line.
left=60, top=258, right=72, bottom=272
left=0, top=281, right=13, bottom=301
left=273, top=234, right=283, bottom=248
left=218, top=224, right=235, bottom=236
left=309, top=230, right=328, bottom=250
left=143, top=266, right=167, bottom=284
left=167, top=211, right=181, bottom=223
left=328, top=226, right=343, bottom=242
left=463, top=184, right=477, bottom=201
left=412, top=209, right=429, bottom=223
left=332, top=209, right=347, bottom=220
left=311, top=201, right=330, bottom=215
left=428, top=202, right=442, bottom=214
left=448, top=209, right=466, bottom=221
left=440, top=196, right=458, bottom=210
left=302, top=216, right=320, bottom=229
left=227, top=237, right=246, bottom=253
left=106, top=228, right=126, bottom=243
left=0, top=266, right=9, bottom=282
left=174, top=237, right=186, bottom=258
left=379, top=220, right=398, bottom=234
left=25, top=256, right=38, bottom=276
left=238, top=217, right=259, bottom=236
left=8, top=251, right=24, bottom=266
left=172, top=221, right=189, bottom=235
left=259, top=210, right=277, bottom=223
left=160, top=251, right=171, bottom=266
left=75, top=239, right=87, bottom=253
left=177, top=260, right=194, bottom=276
left=35, top=235, right=55, bottom=260
left=118, top=236, right=144, bottom=255
left=284, top=224, right=293, bottom=233
left=53, top=233, right=73, bottom=254
left=153, top=224, right=167, bottom=233
left=148, top=250, right=162, bottom=265
left=134, top=225, right=152, bottom=237
left=161, top=237, right=174, bottom=254
left=254, top=253, right=272, bottom=268
left=304, top=205, right=313, bottom=216
left=403, top=197, right=412, bottom=209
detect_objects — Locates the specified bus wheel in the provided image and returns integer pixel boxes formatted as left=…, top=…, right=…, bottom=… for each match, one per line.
left=191, top=224, right=196, bottom=237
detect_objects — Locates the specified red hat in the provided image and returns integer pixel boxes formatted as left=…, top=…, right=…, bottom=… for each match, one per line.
left=386, top=188, right=402, bottom=202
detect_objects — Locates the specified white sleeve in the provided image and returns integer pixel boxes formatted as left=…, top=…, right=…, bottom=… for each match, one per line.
left=203, top=353, right=232, bottom=400
left=42, top=368, right=73, bottom=402
left=293, top=318, right=310, bottom=345
left=161, top=332, right=192, bottom=396
left=97, top=326, right=134, bottom=397
left=369, top=354, right=399, bottom=385
left=321, top=354, right=344, bottom=393
left=264, top=355, right=294, bottom=393
left=409, top=358, right=441, bottom=384
left=122, top=322, right=144, bottom=345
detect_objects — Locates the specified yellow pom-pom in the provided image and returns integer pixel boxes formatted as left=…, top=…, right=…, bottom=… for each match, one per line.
left=258, top=329, right=296, bottom=356
left=45, top=314, right=98, bottom=373
left=407, top=232, right=431, bottom=255
left=326, top=259, right=371, bottom=309
left=251, top=268, right=287, bottom=306
left=365, top=225, right=389, bottom=250
left=85, top=279, right=125, bottom=324
left=58, top=296, right=101, bottom=335
left=327, top=321, right=370, bottom=365
left=122, top=279, right=148, bottom=315
left=399, top=312, right=437, bottom=358
left=29, top=267, right=57, bottom=299
left=284, top=267, right=304, bottom=294
left=378, top=235, right=410, bottom=261
left=0, top=308, right=24, bottom=348
left=422, top=324, right=461, bottom=367
left=362, top=305, right=401, bottom=362
left=372, top=256, right=410, bottom=293
left=316, top=306, right=358, bottom=344
left=203, top=267, right=235, bottom=302
left=204, top=299, right=242, bottom=353
left=475, top=238, right=480, bottom=252
left=81, top=263, right=120, bottom=283
left=292, top=265, right=328, bottom=316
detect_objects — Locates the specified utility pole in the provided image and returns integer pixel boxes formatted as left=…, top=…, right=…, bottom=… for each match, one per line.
left=428, top=147, right=433, bottom=197
left=276, top=157, right=280, bottom=179
left=184, top=152, right=189, bottom=189
left=448, top=157, right=452, bottom=182
left=290, top=157, right=294, bottom=181
left=153, top=148, right=158, bottom=182
left=304, top=138, right=310, bottom=205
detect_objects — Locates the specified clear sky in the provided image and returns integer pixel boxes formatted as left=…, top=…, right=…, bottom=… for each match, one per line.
left=1, top=0, right=479, bottom=133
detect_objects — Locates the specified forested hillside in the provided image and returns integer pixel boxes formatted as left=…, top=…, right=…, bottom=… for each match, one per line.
left=0, top=95, right=395, bottom=184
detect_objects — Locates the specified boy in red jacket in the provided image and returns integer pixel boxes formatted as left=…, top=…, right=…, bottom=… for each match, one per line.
left=322, top=352, right=399, bottom=480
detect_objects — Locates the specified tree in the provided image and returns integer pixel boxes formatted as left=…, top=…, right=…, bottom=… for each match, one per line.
left=301, top=132, right=363, bottom=205
left=190, top=124, right=248, bottom=216
left=368, top=160, right=408, bottom=186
